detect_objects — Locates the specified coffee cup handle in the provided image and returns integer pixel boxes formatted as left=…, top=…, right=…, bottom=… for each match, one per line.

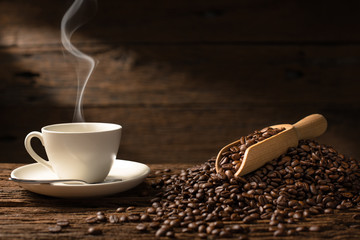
left=24, top=131, right=53, bottom=171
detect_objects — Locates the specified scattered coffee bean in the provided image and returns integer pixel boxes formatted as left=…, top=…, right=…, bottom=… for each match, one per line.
left=136, top=223, right=147, bottom=232
left=109, top=215, right=119, bottom=223
left=154, top=170, right=162, bottom=175
left=293, top=212, right=303, bottom=220
left=48, top=225, right=62, bottom=233
left=269, top=220, right=279, bottom=226
left=165, top=231, right=175, bottom=238
left=88, top=227, right=102, bottom=235
left=119, top=215, right=128, bottom=222
left=146, top=207, right=156, bottom=214
left=140, top=213, right=151, bottom=222
left=309, top=226, right=321, bottom=232
left=287, top=229, right=296, bottom=236
left=324, top=209, right=334, bottom=214
left=126, top=206, right=135, bottom=211
left=296, top=226, right=307, bottom=232
left=85, top=216, right=98, bottom=224
left=155, top=227, right=167, bottom=237
left=230, top=224, right=246, bottom=233
left=56, top=219, right=69, bottom=227
left=128, top=214, right=140, bottom=222
left=116, top=207, right=125, bottom=213
left=96, top=214, right=106, bottom=222
left=273, top=229, right=285, bottom=236
left=277, top=223, right=286, bottom=230
left=198, top=232, right=207, bottom=238
left=238, top=234, right=249, bottom=240
left=149, top=221, right=160, bottom=229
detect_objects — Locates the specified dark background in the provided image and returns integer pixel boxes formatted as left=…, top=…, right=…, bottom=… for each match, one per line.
left=0, top=0, right=359, bottom=164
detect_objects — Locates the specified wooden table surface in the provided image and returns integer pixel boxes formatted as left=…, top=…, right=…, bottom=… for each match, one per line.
left=1, top=163, right=360, bottom=240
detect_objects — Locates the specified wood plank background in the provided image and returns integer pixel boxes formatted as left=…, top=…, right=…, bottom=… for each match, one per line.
left=0, top=0, right=359, bottom=164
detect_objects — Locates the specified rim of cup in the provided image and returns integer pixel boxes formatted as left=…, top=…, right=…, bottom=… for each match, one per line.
left=41, top=122, right=122, bottom=134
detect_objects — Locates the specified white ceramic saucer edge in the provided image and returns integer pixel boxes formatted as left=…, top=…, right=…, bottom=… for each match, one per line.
left=10, top=159, right=150, bottom=198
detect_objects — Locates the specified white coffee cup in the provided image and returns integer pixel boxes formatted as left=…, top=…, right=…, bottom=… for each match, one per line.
left=24, top=122, right=122, bottom=183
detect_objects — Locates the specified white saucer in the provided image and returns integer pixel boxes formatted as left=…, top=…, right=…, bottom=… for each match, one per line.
left=10, top=159, right=150, bottom=198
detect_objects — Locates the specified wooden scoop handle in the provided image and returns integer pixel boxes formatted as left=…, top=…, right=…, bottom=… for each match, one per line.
left=293, top=114, right=327, bottom=140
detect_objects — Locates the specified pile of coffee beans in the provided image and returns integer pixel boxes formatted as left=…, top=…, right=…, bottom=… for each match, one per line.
left=82, top=127, right=360, bottom=238
left=218, top=127, right=285, bottom=176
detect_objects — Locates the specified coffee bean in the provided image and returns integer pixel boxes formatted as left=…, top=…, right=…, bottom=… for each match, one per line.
left=136, top=223, right=147, bottom=232
left=222, top=163, right=233, bottom=170
left=219, top=230, right=232, bottom=237
left=119, top=215, right=128, bottom=222
left=138, top=213, right=149, bottom=222
left=287, top=229, right=296, bottom=236
left=128, top=214, right=140, bottom=222
left=243, top=215, right=255, bottom=223
left=324, top=208, right=334, bottom=214
left=269, top=226, right=277, bottom=232
left=292, top=212, right=302, bottom=220
left=228, top=224, right=243, bottom=233
left=97, top=211, right=105, bottom=216
left=149, top=222, right=160, bottom=229
left=126, top=206, right=135, bottom=211
left=96, top=214, right=106, bottom=222
left=88, top=227, right=102, bottom=235
left=206, top=225, right=214, bottom=234
left=273, top=229, right=285, bottom=236
left=295, top=226, right=307, bottom=232
left=56, top=219, right=69, bottom=227
left=146, top=207, right=156, bottom=214
left=238, top=234, right=249, bottom=240
left=309, top=225, right=321, bottom=232
left=277, top=223, right=286, bottom=230
left=269, top=220, right=279, bottom=226
left=198, top=233, right=207, bottom=238
left=287, top=218, right=295, bottom=224
left=300, top=144, right=310, bottom=152
left=211, top=228, right=221, bottom=235
left=109, top=215, right=119, bottom=223
left=166, top=231, right=175, bottom=238
left=187, top=222, right=198, bottom=231
left=85, top=216, right=98, bottom=224
left=116, top=207, right=125, bottom=213
left=48, top=225, right=62, bottom=233
left=198, top=224, right=206, bottom=233
left=353, top=214, right=360, bottom=220
left=155, top=227, right=167, bottom=237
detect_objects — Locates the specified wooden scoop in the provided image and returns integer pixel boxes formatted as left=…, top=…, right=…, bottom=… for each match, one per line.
left=215, top=114, right=328, bottom=177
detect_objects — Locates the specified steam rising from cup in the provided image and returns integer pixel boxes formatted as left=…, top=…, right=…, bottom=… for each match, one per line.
left=61, top=0, right=98, bottom=122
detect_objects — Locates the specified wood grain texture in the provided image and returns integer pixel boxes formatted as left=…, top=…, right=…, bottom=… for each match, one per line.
left=1, top=163, right=360, bottom=239
left=1, top=0, right=360, bottom=47
left=0, top=0, right=359, bottom=164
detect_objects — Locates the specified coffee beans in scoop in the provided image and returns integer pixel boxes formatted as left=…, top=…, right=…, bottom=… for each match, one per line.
left=218, top=127, right=285, bottom=176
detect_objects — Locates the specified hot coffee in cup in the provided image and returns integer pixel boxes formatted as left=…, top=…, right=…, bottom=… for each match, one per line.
left=24, top=122, right=122, bottom=183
